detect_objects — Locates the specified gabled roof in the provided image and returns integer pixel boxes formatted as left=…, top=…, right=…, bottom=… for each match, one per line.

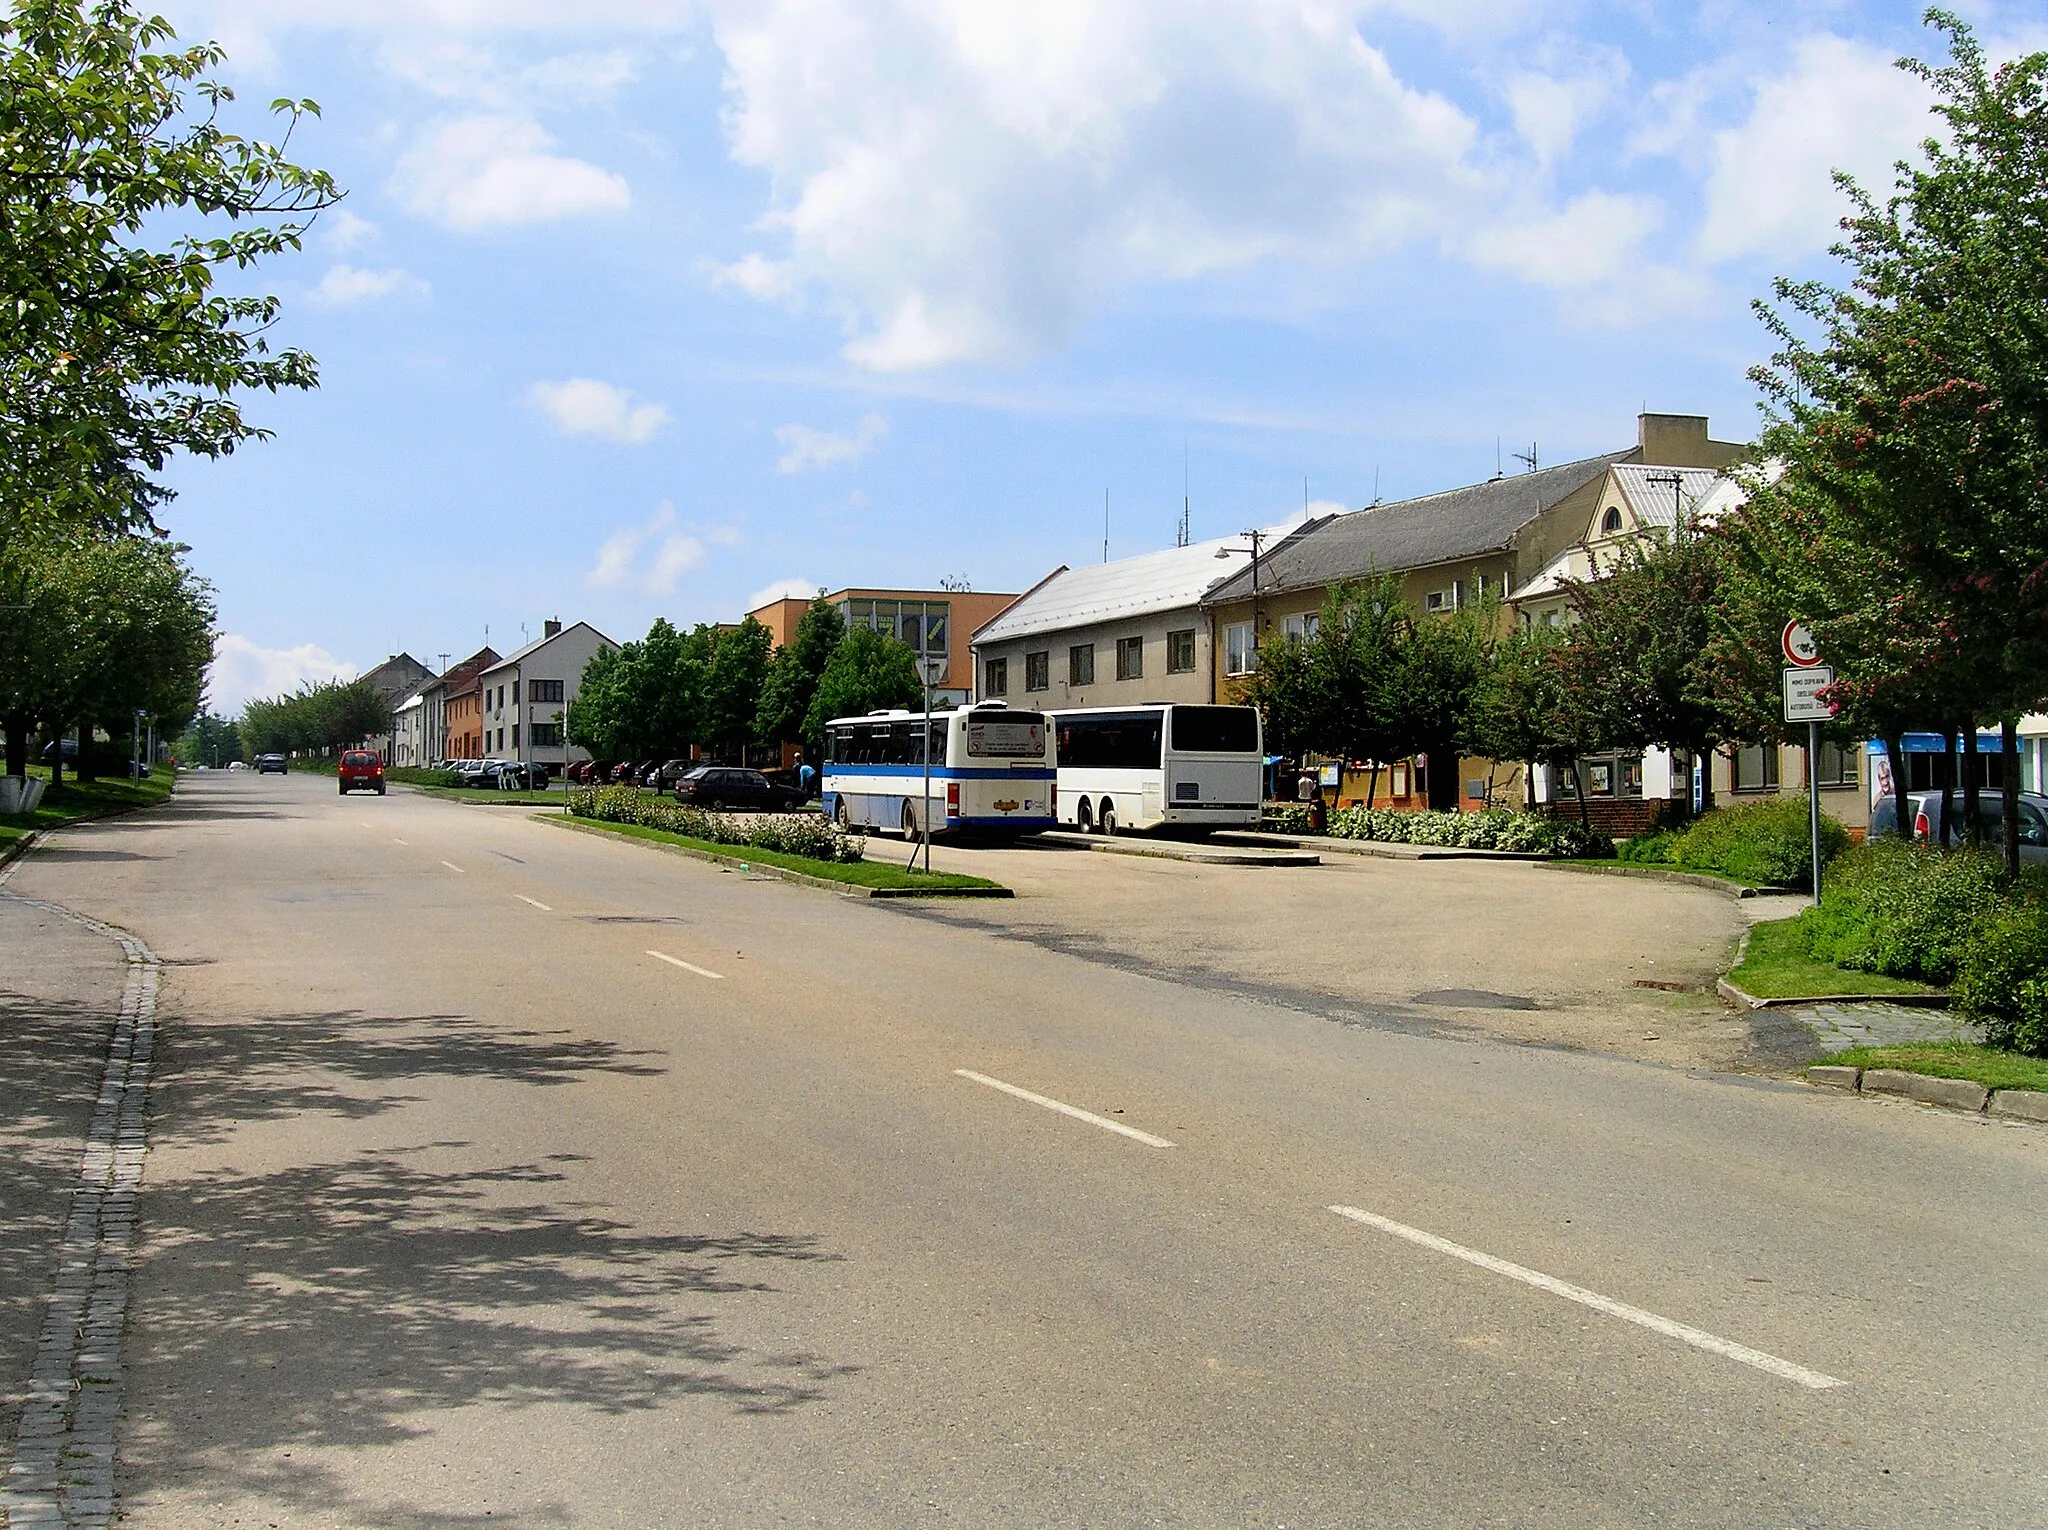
left=477, top=621, right=616, bottom=677
left=423, top=646, right=499, bottom=700
left=973, top=525, right=1326, bottom=645
left=1202, top=450, right=1633, bottom=605
left=1609, top=464, right=1744, bottom=533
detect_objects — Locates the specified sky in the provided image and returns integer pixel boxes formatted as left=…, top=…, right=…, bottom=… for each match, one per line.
left=150, top=0, right=2046, bottom=714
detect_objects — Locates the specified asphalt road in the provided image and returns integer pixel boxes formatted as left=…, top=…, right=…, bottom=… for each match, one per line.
left=6, top=771, right=2047, bottom=1527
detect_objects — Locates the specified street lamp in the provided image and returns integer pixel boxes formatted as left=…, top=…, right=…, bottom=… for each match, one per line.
left=1215, top=528, right=1269, bottom=672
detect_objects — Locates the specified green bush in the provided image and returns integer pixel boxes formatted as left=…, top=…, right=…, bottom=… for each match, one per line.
left=388, top=767, right=463, bottom=788
left=1954, top=907, right=2048, bottom=1055
left=1668, top=799, right=1847, bottom=888
left=1802, top=840, right=2011, bottom=981
left=1261, top=804, right=1313, bottom=833
left=572, top=785, right=865, bottom=863
left=1617, top=828, right=1678, bottom=864
left=1322, top=806, right=1612, bottom=859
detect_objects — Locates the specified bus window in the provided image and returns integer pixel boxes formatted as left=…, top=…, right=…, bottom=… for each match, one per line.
left=1171, top=706, right=1259, bottom=754
left=1057, top=713, right=1162, bottom=771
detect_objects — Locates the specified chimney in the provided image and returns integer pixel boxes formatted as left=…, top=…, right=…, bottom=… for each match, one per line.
left=543, top=618, right=562, bottom=639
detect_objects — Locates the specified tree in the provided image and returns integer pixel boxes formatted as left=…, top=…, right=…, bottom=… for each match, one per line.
left=1746, top=11, right=2048, bottom=873
left=803, top=625, right=920, bottom=740
left=240, top=676, right=385, bottom=757
left=704, top=616, right=772, bottom=761
left=755, top=594, right=845, bottom=751
left=0, top=1, right=337, bottom=539
left=174, top=710, right=241, bottom=767
left=1465, top=624, right=1595, bottom=814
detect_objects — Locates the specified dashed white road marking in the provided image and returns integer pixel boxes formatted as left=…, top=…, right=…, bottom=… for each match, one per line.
left=1327, top=1205, right=1845, bottom=1391
left=954, top=1069, right=1175, bottom=1149
left=646, top=949, right=724, bottom=980
left=516, top=895, right=553, bottom=911
left=440, top=861, right=466, bottom=874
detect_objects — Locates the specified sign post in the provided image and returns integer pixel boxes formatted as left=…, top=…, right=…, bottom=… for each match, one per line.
left=917, top=656, right=947, bottom=875
left=1782, top=629, right=1833, bottom=907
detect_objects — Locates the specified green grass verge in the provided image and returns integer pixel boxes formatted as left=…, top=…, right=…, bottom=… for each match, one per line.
left=567, top=816, right=1003, bottom=892
left=1826, top=1041, right=2048, bottom=1093
left=413, top=785, right=567, bottom=805
left=1, top=765, right=174, bottom=851
left=1554, top=857, right=1759, bottom=884
left=1730, top=917, right=1944, bottom=999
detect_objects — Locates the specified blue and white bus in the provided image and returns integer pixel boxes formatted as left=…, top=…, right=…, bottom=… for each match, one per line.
left=822, top=701, right=1056, bottom=840
left=1050, top=704, right=1263, bottom=835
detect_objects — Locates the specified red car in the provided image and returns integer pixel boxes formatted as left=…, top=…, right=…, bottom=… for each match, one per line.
left=338, top=749, right=386, bottom=795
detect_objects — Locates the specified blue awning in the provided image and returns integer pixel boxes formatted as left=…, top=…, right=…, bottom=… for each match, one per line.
left=1867, top=732, right=2006, bottom=754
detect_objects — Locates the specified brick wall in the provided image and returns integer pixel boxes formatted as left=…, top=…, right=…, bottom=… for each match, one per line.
left=1535, top=796, right=1678, bottom=838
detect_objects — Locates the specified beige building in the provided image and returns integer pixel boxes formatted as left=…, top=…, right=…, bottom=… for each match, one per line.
left=970, top=531, right=1322, bottom=710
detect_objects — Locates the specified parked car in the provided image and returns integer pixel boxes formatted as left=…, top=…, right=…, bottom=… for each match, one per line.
left=338, top=749, right=386, bottom=796
left=450, top=758, right=494, bottom=787
left=674, top=765, right=810, bottom=812
left=648, top=758, right=695, bottom=790
left=254, top=753, right=287, bottom=775
left=1868, top=788, right=2048, bottom=860
left=226, top=759, right=249, bottom=771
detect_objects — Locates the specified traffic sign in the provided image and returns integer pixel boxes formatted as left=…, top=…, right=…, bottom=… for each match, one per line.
left=1783, top=665, right=1836, bottom=723
left=1782, top=621, right=1822, bottom=667
left=917, top=656, right=947, bottom=687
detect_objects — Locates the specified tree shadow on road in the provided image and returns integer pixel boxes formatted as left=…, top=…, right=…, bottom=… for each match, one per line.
left=154, top=1008, right=670, bottom=1145
left=125, top=1149, right=857, bottom=1522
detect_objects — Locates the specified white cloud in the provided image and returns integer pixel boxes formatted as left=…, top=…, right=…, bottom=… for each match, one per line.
left=774, top=412, right=888, bottom=474
left=208, top=636, right=357, bottom=716
left=585, top=502, right=704, bottom=595
left=747, top=577, right=821, bottom=610
left=1695, top=35, right=1934, bottom=264
left=710, top=1, right=1486, bottom=369
left=322, top=208, right=380, bottom=251
left=1500, top=56, right=1621, bottom=171
left=308, top=263, right=430, bottom=306
left=527, top=377, right=669, bottom=443
left=392, top=114, right=630, bottom=229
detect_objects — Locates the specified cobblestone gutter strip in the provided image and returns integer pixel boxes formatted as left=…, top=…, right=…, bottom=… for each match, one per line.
left=0, top=881, right=158, bottom=1530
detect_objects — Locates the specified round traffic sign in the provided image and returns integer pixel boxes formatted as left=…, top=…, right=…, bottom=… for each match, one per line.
left=1782, top=621, right=1822, bottom=667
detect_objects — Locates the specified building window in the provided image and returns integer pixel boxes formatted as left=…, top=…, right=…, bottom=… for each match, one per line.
left=1732, top=744, right=1780, bottom=792
left=1601, top=507, right=1624, bottom=534
left=530, top=723, right=562, bottom=747
left=1025, top=651, right=1050, bottom=692
left=842, top=598, right=950, bottom=656
left=984, top=656, right=1009, bottom=696
left=1282, top=612, right=1320, bottom=642
left=1069, top=643, right=1095, bottom=687
left=511, top=724, right=520, bottom=750
left=528, top=679, right=564, bottom=704
left=1425, top=589, right=1452, bottom=613
left=1167, top=629, right=1196, bottom=673
left=1223, top=622, right=1256, bottom=677
left=1812, top=741, right=1858, bottom=788
left=1115, top=636, right=1143, bottom=681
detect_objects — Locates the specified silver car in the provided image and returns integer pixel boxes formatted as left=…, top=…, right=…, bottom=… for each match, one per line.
left=1868, top=789, right=2048, bottom=860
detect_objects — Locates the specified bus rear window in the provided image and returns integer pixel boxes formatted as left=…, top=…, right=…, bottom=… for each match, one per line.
left=1171, top=706, right=1259, bottom=754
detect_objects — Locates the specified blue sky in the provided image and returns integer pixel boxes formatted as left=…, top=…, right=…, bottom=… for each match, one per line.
left=155, top=0, right=2044, bottom=713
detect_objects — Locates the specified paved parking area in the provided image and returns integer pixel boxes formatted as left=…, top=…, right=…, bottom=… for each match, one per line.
left=898, top=835, right=1792, bottom=1072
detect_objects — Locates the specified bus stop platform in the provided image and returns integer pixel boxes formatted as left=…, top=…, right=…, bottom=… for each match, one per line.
left=1039, top=831, right=1319, bottom=867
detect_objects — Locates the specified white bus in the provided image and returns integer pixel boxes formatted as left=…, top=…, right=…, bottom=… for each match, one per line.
left=1050, top=704, right=1263, bottom=834
left=822, top=701, right=1056, bottom=840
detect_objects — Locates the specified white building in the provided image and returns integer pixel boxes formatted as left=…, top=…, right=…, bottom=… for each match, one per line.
left=473, top=620, right=616, bottom=774
left=391, top=690, right=428, bottom=768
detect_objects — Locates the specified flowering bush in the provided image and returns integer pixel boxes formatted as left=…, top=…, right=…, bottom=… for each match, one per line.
left=1321, top=805, right=1612, bottom=859
left=571, top=785, right=866, bottom=864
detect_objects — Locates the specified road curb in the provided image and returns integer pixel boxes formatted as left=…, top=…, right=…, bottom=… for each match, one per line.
left=1042, top=831, right=1318, bottom=866
left=1803, top=1064, right=2046, bottom=1123
left=1717, top=975, right=1951, bottom=1010
left=539, top=814, right=1015, bottom=898
left=1222, top=831, right=1542, bottom=862
left=1548, top=862, right=1776, bottom=897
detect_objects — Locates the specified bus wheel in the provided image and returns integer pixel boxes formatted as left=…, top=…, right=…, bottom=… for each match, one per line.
left=835, top=798, right=851, bottom=830
left=1098, top=802, right=1117, bottom=836
left=902, top=801, right=921, bottom=842
left=1074, top=799, right=1093, bottom=834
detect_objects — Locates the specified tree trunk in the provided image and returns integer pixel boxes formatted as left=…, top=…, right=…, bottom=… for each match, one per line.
left=74, top=721, right=97, bottom=783
left=3, top=715, right=24, bottom=780
left=2004, top=719, right=2022, bottom=878
left=1938, top=728, right=1957, bottom=846
left=1365, top=762, right=1381, bottom=809
left=49, top=726, right=64, bottom=792
left=1884, top=734, right=1911, bottom=842
left=1962, top=726, right=1982, bottom=846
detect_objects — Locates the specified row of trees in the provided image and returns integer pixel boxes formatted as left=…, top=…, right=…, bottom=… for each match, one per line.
left=239, top=676, right=391, bottom=758
left=566, top=596, right=922, bottom=765
left=0, top=529, right=215, bottom=781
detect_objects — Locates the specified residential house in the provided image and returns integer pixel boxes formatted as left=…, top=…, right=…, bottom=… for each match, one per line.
left=748, top=587, right=1021, bottom=707
left=391, top=690, right=427, bottom=767
left=418, top=647, right=498, bottom=762
left=357, top=653, right=434, bottom=761
left=970, top=532, right=1321, bottom=711
left=474, top=620, right=617, bottom=774
left=1203, top=412, right=1748, bottom=813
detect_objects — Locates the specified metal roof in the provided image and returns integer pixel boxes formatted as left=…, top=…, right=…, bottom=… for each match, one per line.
left=1201, top=450, right=1633, bottom=606
left=972, top=526, right=1321, bottom=644
left=1610, top=465, right=1743, bottom=532
left=477, top=620, right=615, bottom=676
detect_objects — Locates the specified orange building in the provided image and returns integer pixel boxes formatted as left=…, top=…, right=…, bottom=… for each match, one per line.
left=748, top=587, right=1019, bottom=706
left=442, top=667, right=488, bottom=759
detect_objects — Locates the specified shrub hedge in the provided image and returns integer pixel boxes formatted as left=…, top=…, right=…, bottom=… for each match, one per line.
left=571, top=784, right=865, bottom=864
left=1322, top=806, right=1612, bottom=859
left=1663, top=798, right=1848, bottom=888
left=1795, top=839, right=2048, bottom=1055
left=388, top=767, right=463, bottom=788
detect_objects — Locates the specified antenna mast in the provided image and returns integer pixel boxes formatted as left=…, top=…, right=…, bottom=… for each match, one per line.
left=1103, top=488, right=1109, bottom=564
left=1178, top=440, right=1191, bottom=548
left=1513, top=441, right=1539, bottom=474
